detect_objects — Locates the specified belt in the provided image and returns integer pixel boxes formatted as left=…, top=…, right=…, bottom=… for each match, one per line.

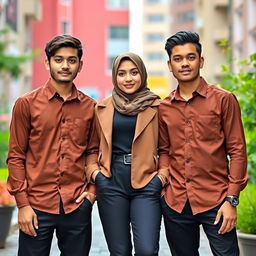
left=112, top=154, right=132, bottom=165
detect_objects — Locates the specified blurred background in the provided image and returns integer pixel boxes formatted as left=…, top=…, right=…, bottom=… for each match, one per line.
left=0, top=0, right=256, bottom=178
left=0, top=1, right=256, bottom=254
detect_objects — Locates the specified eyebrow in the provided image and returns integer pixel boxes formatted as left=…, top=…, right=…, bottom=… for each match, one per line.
left=118, top=67, right=138, bottom=71
left=53, top=55, right=78, bottom=58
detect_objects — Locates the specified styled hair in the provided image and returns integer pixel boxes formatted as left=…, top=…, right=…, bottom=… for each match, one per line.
left=165, top=31, right=202, bottom=58
left=45, top=35, right=83, bottom=61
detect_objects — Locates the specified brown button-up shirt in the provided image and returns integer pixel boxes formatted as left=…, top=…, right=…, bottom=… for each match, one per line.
left=7, top=80, right=98, bottom=214
left=159, top=78, right=248, bottom=214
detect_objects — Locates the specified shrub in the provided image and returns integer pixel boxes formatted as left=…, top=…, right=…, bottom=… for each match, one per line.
left=237, top=183, right=256, bottom=234
left=220, top=53, right=256, bottom=183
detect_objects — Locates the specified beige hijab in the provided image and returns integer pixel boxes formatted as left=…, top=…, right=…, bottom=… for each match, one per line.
left=112, top=52, right=159, bottom=116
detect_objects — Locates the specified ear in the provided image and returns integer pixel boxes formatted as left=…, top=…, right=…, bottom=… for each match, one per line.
left=167, top=60, right=173, bottom=72
left=78, top=60, right=83, bottom=72
left=44, top=59, right=50, bottom=70
left=199, top=56, right=204, bottom=69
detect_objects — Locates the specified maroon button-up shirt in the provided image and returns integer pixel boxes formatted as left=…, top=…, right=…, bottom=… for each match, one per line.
left=159, top=78, right=248, bottom=214
left=7, top=80, right=98, bottom=214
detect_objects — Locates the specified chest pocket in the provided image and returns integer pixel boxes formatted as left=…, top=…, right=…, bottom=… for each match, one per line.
left=69, top=118, right=90, bottom=146
left=195, top=114, right=220, bottom=141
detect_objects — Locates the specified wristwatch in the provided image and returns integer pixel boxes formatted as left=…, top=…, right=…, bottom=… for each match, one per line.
left=225, top=196, right=239, bottom=207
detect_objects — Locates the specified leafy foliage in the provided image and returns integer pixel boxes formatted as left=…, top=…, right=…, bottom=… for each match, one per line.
left=0, top=130, right=9, bottom=168
left=220, top=53, right=256, bottom=183
left=0, top=27, right=30, bottom=77
left=237, top=183, right=256, bottom=234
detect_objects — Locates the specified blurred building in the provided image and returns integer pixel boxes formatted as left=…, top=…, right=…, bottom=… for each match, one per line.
left=195, top=0, right=229, bottom=82
left=231, top=0, right=256, bottom=71
left=130, top=0, right=172, bottom=97
left=0, top=0, right=41, bottom=113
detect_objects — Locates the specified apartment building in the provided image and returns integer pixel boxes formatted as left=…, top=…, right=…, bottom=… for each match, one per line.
left=231, top=0, right=256, bottom=71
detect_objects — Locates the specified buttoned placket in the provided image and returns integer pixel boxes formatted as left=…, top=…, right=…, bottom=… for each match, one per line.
left=184, top=100, right=192, bottom=186
left=58, top=99, right=69, bottom=192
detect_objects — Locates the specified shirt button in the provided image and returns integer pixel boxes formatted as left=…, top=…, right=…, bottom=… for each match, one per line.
left=185, top=159, right=190, bottom=163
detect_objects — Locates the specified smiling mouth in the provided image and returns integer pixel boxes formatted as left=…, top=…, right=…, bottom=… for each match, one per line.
left=58, top=71, right=72, bottom=75
left=180, top=69, right=192, bottom=74
left=124, top=84, right=134, bottom=88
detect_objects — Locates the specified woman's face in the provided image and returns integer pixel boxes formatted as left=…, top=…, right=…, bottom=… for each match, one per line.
left=116, top=60, right=141, bottom=94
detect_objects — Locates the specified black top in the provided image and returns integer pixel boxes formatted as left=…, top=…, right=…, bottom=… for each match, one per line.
left=112, top=110, right=137, bottom=154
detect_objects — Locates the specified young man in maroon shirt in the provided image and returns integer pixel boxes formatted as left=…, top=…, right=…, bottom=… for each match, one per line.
left=7, top=35, right=98, bottom=256
left=158, top=31, right=248, bottom=256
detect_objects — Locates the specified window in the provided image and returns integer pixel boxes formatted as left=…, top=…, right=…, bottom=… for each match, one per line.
left=146, top=33, right=164, bottom=42
left=107, top=26, right=129, bottom=70
left=147, top=0, right=168, bottom=3
left=107, top=0, right=129, bottom=9
left=177, top=10, right=194, bottom=24
left=147, top=14, right=165, bottom=22
left=62, top=0, right=71, bottom=4
left=110, top=26, right=129, bottom=39
left=61, top=21, right=70, bottom=34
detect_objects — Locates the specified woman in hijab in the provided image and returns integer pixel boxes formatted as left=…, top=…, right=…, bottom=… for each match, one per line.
left=86, top=53, right=169, bottom=255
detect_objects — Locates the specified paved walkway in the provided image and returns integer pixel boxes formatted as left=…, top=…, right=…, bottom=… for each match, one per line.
left=0, top=204, right=212, bottom=255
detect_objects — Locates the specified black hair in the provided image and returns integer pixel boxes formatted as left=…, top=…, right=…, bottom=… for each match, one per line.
left=45, top=34, right=83, bottom=61
left=165, top=31, right=202, bottom=58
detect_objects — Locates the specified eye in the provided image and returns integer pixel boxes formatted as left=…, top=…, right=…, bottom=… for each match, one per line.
left=173, top=56, right=182, bottom=62
left=117, top=72, right=125, bottom=77
left=54, top=58, right=62, bottom=63
left=69, top=58, right=77, bottom=64
left=131, top=70, right=139, bottom=76
left=188, top=55, right=196, bottom=61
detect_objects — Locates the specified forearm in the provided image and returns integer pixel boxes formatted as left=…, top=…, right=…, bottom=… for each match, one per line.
left=7, top=158, right=29, bottom=208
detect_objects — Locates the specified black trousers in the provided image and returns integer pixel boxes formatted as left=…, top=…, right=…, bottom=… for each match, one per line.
left=18, top=199, right=92, bottom=256
left=96, top=156, right=162, bottom=256
left=161, top=198, right=239, bottom=256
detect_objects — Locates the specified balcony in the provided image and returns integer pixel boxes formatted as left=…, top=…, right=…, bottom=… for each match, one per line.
left=22, top=0, right=41, bottom=20
left=214, top=28, right=229, bottom=42
left=214, top=0, right=229, bottom=8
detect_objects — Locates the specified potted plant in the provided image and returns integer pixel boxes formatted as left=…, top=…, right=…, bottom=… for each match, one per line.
left=236, top=184, right=256, bottom=256
left=220, top=52, right=256, bottom=256
left=0, top=180, right=16, bottom=249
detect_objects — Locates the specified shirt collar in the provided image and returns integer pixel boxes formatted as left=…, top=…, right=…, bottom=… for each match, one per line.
left=43, top=79, right=80, bottom=101
left=170, top=77, right=208, bottom=102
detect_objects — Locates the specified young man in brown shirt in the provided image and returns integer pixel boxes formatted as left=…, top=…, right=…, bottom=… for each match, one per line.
left=158, top=31, right=248, bottom=255
left=7, top=35, right=98, bottom=256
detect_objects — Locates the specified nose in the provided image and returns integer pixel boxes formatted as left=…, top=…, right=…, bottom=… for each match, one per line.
left=125, top=73, right=132, bottom=81
left=181, top=58, right=189, bottom=67
left=62, top=60, right=69, bottom=69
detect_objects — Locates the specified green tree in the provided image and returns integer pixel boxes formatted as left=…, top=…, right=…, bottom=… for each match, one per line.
left=220, top=53, right=256, bottom=183
left=0, top=27, right=32, bottom=168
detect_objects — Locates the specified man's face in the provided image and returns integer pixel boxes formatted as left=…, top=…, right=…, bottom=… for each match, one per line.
left=168, top=43, right=204, bottom=83
left=45, top=47, right=83, bottom=84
